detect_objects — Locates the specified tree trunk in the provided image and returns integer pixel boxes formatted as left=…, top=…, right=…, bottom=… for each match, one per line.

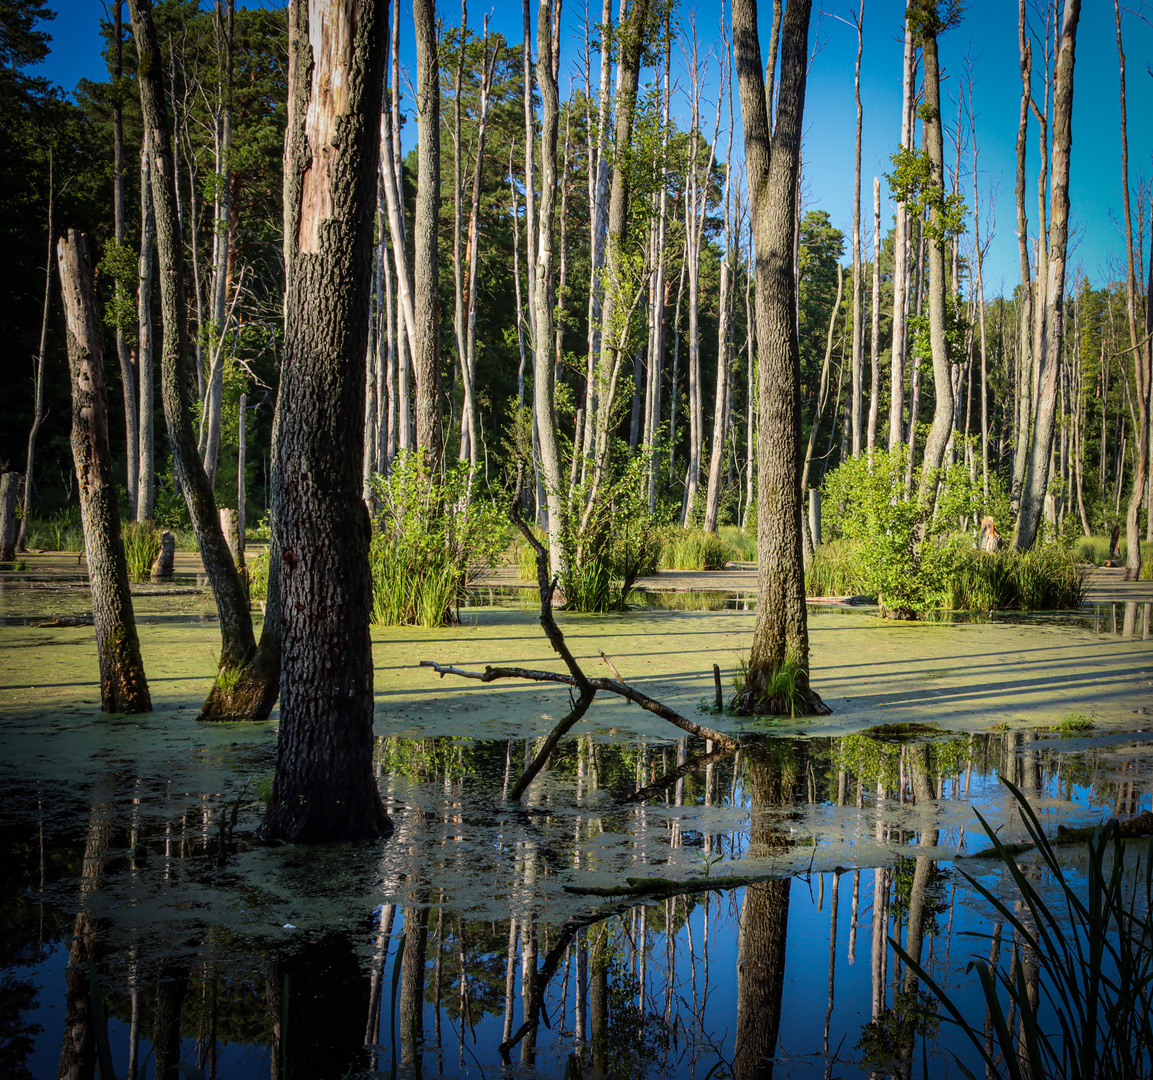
left=18, top=150, right=53, bottom=551
left=866, top=176, right=881, bottom=461
left=0, top=474, right=19, bottom=563
left=413, top=0, right=443, bottom=463
left=534, top=0, right=566, bottom=578
left=57, top=230, right=151, bottom=715
left=1014, top=0, right=1081, bottom=552
left=136, top=143, right=156, bottom=522
left=914, top=17, right=954, bottom=519
left=850, top=0, right=864, bottom=457
left=888, top=19, right=915, bottom=451
left=261, top=0, right=391, bottom=844
left=733, top=0, right=825, bottom=716
left=128, top=0, right=272, bottom=722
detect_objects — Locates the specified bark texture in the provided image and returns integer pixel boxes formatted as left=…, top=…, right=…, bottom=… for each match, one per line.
left=128, top=0, right=273, bottom=721
left=262, top=0, right=391, bottom=844
left=733, top=0, right=826, bottom=716
left=57, top=230, right=151, bottom=715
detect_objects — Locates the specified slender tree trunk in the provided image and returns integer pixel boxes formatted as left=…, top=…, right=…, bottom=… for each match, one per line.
left=413, top=0, right=442, bottom=463
left=18, top=151, right=53, bottom=552
left=137, top=144, right=156, bottom=522
left=262, top=0, right=391, bottom=844
left=866, top=177, right=881, bottom=461
left=129, top=0, right=272, bottom=721
left=57, top=231, right=151, bottom=715
left=1014, top=0, right=1081, bottom=552
left=850, top=0, right=864, bottom=457
left=888, top=19, right=915, bottom=451
left=914, top=18, right=954, bottom=520
left=733, top=0, right=825, bottom=716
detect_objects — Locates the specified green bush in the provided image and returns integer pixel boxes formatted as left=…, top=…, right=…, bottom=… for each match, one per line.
left=821, top=448, right=1013, bottom=617
left=121, top=521, right=161, bottom=582
left=660, top=528, right=733, bottom=571
left=368, top=452, right=506, bottom=627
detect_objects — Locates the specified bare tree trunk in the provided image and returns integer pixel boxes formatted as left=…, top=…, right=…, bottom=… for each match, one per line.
left=914, top=14, right=955, bottom=519
left=1014, top=0, right=1081, bottom=552
left=850, top=0, right=864, bottom=457
left=18, top=150, right=53, bottom=551
left=733, top=0, right=825, bottom=716
left=137, top=144, right=156, bottom=522
left=705, top=39, right=736, bottom=533
left=888, top=19, right=915, bottom=451
left=534, top=0, right=566, bottom=577
left=413, top=0, right=442, bottom=463
left=262, top=0, right=391, bottom=844
left=866, top=176, right=881, bottom=461
left=57, top=231, right=151, bottom=714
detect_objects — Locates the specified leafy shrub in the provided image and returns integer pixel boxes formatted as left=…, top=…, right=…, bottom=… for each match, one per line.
left=121, top=520, right=161, bottom=582
left=661, top=528, right=733, bottom=570
left=368, top=452, right=505, bottom=627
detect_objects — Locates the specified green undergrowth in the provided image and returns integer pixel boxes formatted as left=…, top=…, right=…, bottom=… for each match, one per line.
left=369, top=453, right=505, bottom=628
left=121, top=520, right=161, bottom=582
left=660, top=528, right=733, bottom=571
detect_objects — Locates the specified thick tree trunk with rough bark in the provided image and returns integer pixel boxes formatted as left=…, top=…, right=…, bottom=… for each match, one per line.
left=57, top=231, right=151, bottom=715
left=128, top=0, right=272, bottom=721
left=262, top=0, right=391, bottom=845
left=1014, top=0, right=1081, bottom=552
left=0, top=473, right=19, bottom=562
left=413, top=0, right=442, bottom=463
left=733, top=0, right=826, bottom=716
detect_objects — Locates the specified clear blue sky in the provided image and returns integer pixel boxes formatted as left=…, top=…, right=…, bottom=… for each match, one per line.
left=35, top=0, right=1153, bottom=296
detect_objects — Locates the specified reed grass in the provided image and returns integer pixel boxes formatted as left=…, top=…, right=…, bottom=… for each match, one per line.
left=805, top=539, right=870, bottom=597
left=719, top=525, right=757, bottom=561
left=121, top=520, right=161, bottom=582
left=660, top=528, right=733, bottom=571
left=946, top=546, right=1087, bottom=612
left=900, top=779, right=1153, bottom=1080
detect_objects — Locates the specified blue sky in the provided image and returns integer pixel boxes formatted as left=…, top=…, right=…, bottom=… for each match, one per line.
left=35, top=0, right=1153, bottom=296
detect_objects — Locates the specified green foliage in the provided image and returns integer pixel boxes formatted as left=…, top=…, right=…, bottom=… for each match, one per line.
left=719, top=525, right=757, bottom=561
left=660, top=528, right=733, bottom=570
left=902, top=779, right=1153, bottom=1080
left=733, top=654, right=809, bottom=718
left=886, top=144, right=967, bottom=242
left=120, top=520, right=160, bottom=583
left=560, top=450, right=663, bottom=612
left=368, top=452, right=506, bottom=628
left=943, top=547, right=1087, bottom=612
left=247, top=548, right=269, bottom=602
left=97, top=238, right=137, bottom=336
left=23, top=507, right=83, bottom=551
left=1056, top=711, right=1094, bottom=733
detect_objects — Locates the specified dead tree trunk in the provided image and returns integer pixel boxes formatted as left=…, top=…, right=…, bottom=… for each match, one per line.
left=1014, top=0, right=1081, bottom=552
left=0, top=474, right=19, bottom=563
left=128, top=0, right=272, bottom=721
left=733, top=0, right=826, bottom=716
left=888, top=19, right=915, bottom=452
left=57, top=230, right=151, bottom=715
left=137, top=143, right=156, bottom=522
left=261, top=0, right=391, bottom=844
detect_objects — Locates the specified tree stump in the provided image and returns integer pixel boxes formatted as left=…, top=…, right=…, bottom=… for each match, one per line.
left=150, top=529, right=175, bottom=581
left=0, top=472, right=20, bottom=562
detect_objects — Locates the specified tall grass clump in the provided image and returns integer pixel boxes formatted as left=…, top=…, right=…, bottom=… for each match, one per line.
left=369, top=452, right=505, bottom=627
left=901, top=779, right=1153, bottom=1080
left=806, top=539, right=870, bottom=597
left=121, top=520, right=161, bottom=582
left=660, top=528, right=733, bottom=571
left=26, top=507, right=84, bottom=551
left=944, top=546, right=1087, bottom=612
left=719, top=525, right=757, bottom=561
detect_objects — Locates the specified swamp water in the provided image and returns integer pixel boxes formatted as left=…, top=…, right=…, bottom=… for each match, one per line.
left=2, top=567, right=1153, bottom=1079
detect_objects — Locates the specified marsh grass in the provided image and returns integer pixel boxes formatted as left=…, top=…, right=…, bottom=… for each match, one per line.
left=718, top=525, right=757, bottom=561
left=121, top=520, right=161, bottom=582
left=732, top=654, right=808, bottom=718
left=806, top=539, right=870, bottom=597
left=1072, top=535, right=1153, bottom=567
left=660, top=528, right=733, bottom=571
left=899, top=779, right=1153, bottom=1080
left=945, top=547, right=1087, bottom=612
left=24, top=508, right=84, bottom=551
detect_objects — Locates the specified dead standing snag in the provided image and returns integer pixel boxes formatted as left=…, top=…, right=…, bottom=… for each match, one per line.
left=422, top=507, right=739, bottom=801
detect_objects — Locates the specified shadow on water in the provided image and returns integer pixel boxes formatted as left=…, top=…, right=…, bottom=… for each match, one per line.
left=5, top=723, right=1153, bottom=1078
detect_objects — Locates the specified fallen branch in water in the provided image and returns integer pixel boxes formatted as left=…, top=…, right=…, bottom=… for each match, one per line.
left=563, top=871, right=785, bottom=898
left=421, top=499, right=739, bottom=800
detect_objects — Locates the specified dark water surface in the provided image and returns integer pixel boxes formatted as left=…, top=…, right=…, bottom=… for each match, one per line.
left=5, top=721, right=1153, bottom=1080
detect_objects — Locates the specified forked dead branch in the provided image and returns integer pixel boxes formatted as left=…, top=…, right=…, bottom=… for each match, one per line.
left=421, top=506, right=740, bottom=801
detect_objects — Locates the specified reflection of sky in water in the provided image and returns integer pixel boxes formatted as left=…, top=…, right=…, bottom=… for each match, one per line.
left=6, top=728, right=1149, bottom=1079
